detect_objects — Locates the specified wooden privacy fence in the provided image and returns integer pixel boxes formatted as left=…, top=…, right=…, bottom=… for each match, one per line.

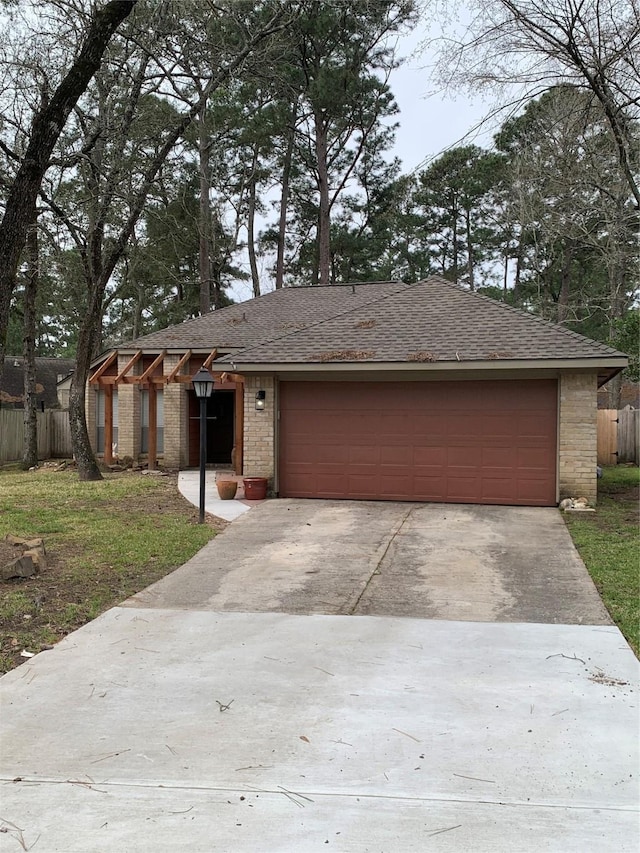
left=0, top=409, right=72, bottom=463
left=597, top=407, right=639, bottom=466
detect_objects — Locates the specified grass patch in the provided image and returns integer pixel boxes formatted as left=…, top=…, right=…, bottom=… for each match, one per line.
left=0, top=466, right=220, bottom=673
left=564, top=466, right=639, bottom=656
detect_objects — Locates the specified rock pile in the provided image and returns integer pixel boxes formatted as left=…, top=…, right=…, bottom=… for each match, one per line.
left=1, top=535, right=47, bottom=581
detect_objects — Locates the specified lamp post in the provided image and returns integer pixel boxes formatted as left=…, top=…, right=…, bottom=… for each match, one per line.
left=192, top=366, right=215, bottom=523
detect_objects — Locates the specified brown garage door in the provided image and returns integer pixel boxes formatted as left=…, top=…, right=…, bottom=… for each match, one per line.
left=278, top=379, right=557, bottom=506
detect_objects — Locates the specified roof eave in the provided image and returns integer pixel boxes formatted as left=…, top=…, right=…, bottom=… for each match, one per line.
left=223, top=357, right=628, bottom=380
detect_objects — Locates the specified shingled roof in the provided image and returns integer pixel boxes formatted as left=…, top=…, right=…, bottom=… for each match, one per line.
left=120, top=281, right=408, bottom=352
left=1, top=357, right=74, bottom=408
left=216, top=278, right=625, bottom=367
left=115, top=278, right=626, bottom=376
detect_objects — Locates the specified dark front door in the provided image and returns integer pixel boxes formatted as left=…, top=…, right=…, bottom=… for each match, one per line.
left=188, top=390, right=235, bottom=467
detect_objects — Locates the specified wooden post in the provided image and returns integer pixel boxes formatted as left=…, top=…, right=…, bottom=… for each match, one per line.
left=104, top=385, right=113, bottom=465
left=148, top=382, right=157, bottom=470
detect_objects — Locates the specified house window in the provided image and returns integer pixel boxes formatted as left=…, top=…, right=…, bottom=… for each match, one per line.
left=96, top=390, right=118, bottom=454
left=141, top=388, right=164, bottom=453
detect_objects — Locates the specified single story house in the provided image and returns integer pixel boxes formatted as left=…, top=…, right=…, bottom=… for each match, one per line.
left=88, top=277, right=627, bottom=506
left=1, top=356, right=74, bottom=410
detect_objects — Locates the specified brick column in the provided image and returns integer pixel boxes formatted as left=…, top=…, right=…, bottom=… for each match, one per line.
left=558, top=372, right=598, bottom=504
left=163, top=355, right=188, bottom=469
left=116, top=354, right=140, bottom=460
left=243, top=374, right=275, bottom=481
left=85, top=384, right=98, bottom=455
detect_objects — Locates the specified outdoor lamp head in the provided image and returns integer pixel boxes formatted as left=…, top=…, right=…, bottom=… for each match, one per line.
left=192, top=366, right=215, bottom=398
left=255, top=389, right=266, bottom=411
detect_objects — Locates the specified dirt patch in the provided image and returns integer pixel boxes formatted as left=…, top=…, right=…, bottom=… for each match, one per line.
left=0, top=471, right=224, bottom=674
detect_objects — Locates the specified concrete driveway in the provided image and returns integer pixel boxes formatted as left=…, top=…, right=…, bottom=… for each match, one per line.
left=127, top=499, right=611, bottom=625
left=1, top=498, right=638, bottom=852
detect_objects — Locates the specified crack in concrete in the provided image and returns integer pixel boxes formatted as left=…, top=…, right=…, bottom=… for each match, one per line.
left=348, top=506, right=415, bottom=615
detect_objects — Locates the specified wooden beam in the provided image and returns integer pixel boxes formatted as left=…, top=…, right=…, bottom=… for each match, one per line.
left=89, top=350, right=118, bottom=384
left=115, top=350, right=142, bottom=384
left=202, top=348, right=218, bottom=369
left=148, top=383, right=157, bottom=471
left=138, top=350, right=166, bottom=384
left=104, top=385, right=113, bottom=465
left=167, top=350, right=192, bottom=383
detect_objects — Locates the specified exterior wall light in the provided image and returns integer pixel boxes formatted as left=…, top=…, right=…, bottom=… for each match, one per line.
left=255, top=390, right=266, bottom=411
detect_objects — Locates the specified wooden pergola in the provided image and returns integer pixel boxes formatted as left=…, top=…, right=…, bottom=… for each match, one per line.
left=89, top=348, right=244, bottom=470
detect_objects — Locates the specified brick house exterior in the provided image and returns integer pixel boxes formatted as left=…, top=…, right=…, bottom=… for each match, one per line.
left=87, top=278, right=627, bottom=506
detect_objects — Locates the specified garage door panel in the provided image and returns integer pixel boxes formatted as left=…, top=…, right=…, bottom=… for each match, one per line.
left=517, top=447, right=555, bottom=470
left=517, top=413, right=555, bottom=439
left=481, top=478, right=518, bottom=501
left=481, top=446, right=517, bottom=469
left=411, top=413, right=446, bottom=436
left=481, top=413, right=516, bottom=439
left=446, top=416, right=479, bottom=438
left=349, top=445, right=379, bottom=465
left=279, top=380, right=557, bottom=506
left=447, top=476, right=482, bottom=500
left=380, top=446, right=412, bottom=465
left=413, top=476, right=448, bottom=500
left=413, top=446, right=447, bottom=467
left=447, top=446, right=481, bottom=468
left=516, top=479, right=553, bottom=502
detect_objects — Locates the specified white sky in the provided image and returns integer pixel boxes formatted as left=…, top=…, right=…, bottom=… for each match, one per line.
left=391, top=33, right=495, bottom=172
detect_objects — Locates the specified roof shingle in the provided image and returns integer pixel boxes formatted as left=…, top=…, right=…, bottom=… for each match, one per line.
left=218, top=278, right=625, bottom=365
left=116, top=277, right=625, bottom=366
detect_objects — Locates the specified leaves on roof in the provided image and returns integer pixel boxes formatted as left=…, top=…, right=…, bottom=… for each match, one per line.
left=354, top=319, right=377, bottom=329
left=316, top=349, right=376, bottom=362
left=486, top=351, right=514, bottom=359
left=407, top=351, right=438, bottom=362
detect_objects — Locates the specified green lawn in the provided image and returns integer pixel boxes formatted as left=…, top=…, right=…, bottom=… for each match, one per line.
left=564, top=466, right=639, bottom=656
left=0, top=466, right=217, bottom=673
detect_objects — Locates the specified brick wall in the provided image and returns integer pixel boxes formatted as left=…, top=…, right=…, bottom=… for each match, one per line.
left=558, top=372, right=598, bottom=503
left=164, top=355, right=188, bottom=468
left=243, top=374, right=275, bottom=481
left=85, top=384, right=97, bottom=453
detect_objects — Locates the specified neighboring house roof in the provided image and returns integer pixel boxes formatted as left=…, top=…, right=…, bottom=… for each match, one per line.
left=1, top=357, right=75, bottom=408
left=598, top=381, right=639, bottom=409
left=111, top=278, right=626, bottom=381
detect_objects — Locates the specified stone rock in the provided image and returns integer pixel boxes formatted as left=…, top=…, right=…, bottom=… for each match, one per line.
left=4, top=534, right=44, bottom=551
left=23, top=548, right=47, bottom=571
left=1, top=555, right=36, bottom=581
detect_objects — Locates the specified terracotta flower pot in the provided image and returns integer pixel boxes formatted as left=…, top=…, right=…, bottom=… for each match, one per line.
left=243, top=477, right=268, bottom=500
left=216, top=480, right=238, bottom=500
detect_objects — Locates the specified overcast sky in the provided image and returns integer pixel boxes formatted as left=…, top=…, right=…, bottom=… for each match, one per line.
left=391, top=25, right=495, bottom=172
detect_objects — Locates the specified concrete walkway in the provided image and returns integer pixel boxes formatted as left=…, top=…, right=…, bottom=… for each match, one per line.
left=177, top=469, right=266, bottom=522
left=1, top=495, right=638, bottom=851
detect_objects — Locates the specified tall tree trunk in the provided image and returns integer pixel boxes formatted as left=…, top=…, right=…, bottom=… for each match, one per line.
left=451, top=199, right=459, bottom=283
left=22, top=224, right=39, bottom=469
left=556, top=242, right=573, bottom=323
left=0, top=0, right=137, bottom=377
left=465, top=206, right=474, bottom=290
left=314, top=114, right=331, bottom=285
left=198, top=106, right=212, bottom=315
left=69, top=273, right=104, bottom=481
left=275, top=99, right=298, bottom=290
left=247, top=151, right=261, bottom=298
